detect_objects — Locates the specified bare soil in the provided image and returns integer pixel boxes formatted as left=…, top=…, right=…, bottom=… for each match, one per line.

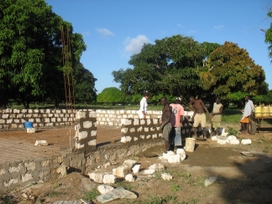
left=1, top=126, right=272, bottom=204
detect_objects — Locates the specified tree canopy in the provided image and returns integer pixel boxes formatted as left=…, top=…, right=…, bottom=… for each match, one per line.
left=0, top=0, right=96, bottom=108
left=113, top=35, right=266, bottom=105
left=265, top=10, right=272, bottom=63
left=97, top=87, right=125, bottom=104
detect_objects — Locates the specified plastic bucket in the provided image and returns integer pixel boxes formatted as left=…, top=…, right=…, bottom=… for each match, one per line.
left=24, top=122, right=33, bottom=129
left=185, top=138, right=196, bottom=152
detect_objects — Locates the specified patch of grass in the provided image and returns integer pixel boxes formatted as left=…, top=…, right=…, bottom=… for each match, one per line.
left=115, top=180, right=133, bottom=191
left=171, top=184, right=181, bottom=192
left=153, top=171, right=161, bottom=180
left=47, top=190, right=66, bottom=198
left=83, top=188, right=100, bottom=201
left=227, top=126, right=239, bottom=136
left=0, top=195, right=17, bottom=204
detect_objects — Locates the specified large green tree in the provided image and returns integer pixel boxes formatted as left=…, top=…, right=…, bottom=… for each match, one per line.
left=265, top=10, right=272, bottom=62
left=97, top=87, right=125, bottom=104
left=199, top=42, right=266, bottom=105
left=74, top=62, right=97, bottom=104
left=112, top=35, right=220, bottom=100
left=0, top=0, right=87, bottom=108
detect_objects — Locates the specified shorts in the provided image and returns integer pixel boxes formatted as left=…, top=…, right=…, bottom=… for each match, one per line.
left=162, top=122, right=172, bottom=141
left=240, top=117, right=249, bottom=123
left=193, top=113, right=206, bottom=128
left=170, top=127, right=182, bottom=146
left=212, top=122, right=221, bottom=129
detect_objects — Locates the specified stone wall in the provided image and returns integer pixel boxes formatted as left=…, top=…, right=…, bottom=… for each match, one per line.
left=0, top=109, right=76, bottom=130
left=0, top=139, right=164, bottom=193
left=0, top=109, right=193, bottom=130
left=74, top=110, right=97, bottom=150
left=120, top=117, right=193, bottom=143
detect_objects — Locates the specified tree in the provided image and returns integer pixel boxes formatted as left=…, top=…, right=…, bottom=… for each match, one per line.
left=112, top=35, right=220, bottom=101
left=0, top=0, right=87, bottom=108
left=74, top=62, right=97, bottom=104
left=265, top=10, right=272, bottom=62
left=199, top=42, right=266, bottom=105
left=97, top=87, right=125, bottom=104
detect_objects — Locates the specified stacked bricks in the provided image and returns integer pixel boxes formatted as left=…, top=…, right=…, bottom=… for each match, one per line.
left=0, top=109, right=75, bottom=130
left=95, top=110, right=162, bottom=127
left=120, top=118, right=162, bottom=143
left=120, top=115, right=194, bottom=144
left=0, top=108, right=194, bottom=131
left=74, top=110, right=97, bottom=150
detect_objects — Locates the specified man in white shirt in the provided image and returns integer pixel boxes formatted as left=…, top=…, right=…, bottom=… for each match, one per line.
left=138, top=92, right=150, bottom=119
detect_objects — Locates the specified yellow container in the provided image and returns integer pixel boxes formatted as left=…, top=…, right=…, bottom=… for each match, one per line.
left=254, top=106, right=262, bottom=118
left=262, top=106, right=269, bottom=117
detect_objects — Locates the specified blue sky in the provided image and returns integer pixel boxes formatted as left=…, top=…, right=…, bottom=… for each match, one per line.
left=46, top=0, right=272, bottom=93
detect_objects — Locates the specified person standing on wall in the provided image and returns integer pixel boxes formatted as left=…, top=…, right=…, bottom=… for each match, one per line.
left=159, top=97, right=172, bottom=152
left=240, top=95, right=254, bottom=134
left=189, top=96, right=211, bottom=139
left=170, top=97, right=184, bottom=149
left=138, top=92, right=150, bottom=119
left=211, top=97, right=224, bottom=135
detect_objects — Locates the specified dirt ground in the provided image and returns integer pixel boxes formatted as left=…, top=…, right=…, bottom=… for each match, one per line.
left=1, top=125, right=272, bottom=204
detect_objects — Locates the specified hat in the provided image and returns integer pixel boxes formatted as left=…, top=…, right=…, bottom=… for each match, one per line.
left=176, top=97, right=181, bottom=101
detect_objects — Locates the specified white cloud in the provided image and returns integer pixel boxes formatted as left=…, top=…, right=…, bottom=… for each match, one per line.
left=82, top=31, right=90, bottom=36
left=124, top=35, right=150, bottom=55
left=213, top=25, right=224, bottom=30
left=188, top=30, right=196, bottom=34
left=96, top=28, right=115, bottom=36
left=177, top=23, right=183, bottom=28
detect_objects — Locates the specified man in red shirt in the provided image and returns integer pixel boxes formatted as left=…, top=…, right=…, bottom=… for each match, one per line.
left=170, top=97, right=184, bottom=149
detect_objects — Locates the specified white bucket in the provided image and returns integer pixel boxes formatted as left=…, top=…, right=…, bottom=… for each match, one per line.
left=185, top=138, right=196, bottom=152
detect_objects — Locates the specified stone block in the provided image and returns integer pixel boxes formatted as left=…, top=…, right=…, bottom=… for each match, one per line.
left=121, top=119, right=132, bottom=125
left=132, top=164, right=141, bottom=174
left=75, top=143, right=84, bottom=149
left=9, top=164, right=22, bottom=173
left=11, top=124, right=18, bottom=129
left=76, top=111, right=86, bottom=119
left=4, top=178, right=19, bottom=187
left=123, top=159, right=137, bottom=169
left=56, top=165, right=67, bottom=178
left=144, top=127, right=149, bottom=132
left=13, top=109, right=20, bottom=113
left=27, top=128, right=36, bottom=133
left=2, top=114, right=9, bottom=119
left=25, top=162, right=36, bottom=171
left=7, top=119, right=12, bottom=124
left=88, top=172, right=103, bottom=183
left=91, top=130, right=97, bottom=137
left=0, top=169, right=6, bottom=175
left=78, top=131, right=88, bottom=140
left=88, top=139, right=96, bottom=146
left=114, top=165, right=131, bottom=178
left=168, top=154, right=181, bottom=163
left=22, top=173, right=33, bottom=182
left=125, top=174, right=135, bottom=182
left=34, top=140, right=48, bottom=146
left=103, top=174, right=115, bottom=184
left=161, top=173, right=172, bottom=180
left=97, top=185, right=115, bottom=195
left=0, top=119, right=5, bottom=124
left=83, top=121, right=93, bottom=128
